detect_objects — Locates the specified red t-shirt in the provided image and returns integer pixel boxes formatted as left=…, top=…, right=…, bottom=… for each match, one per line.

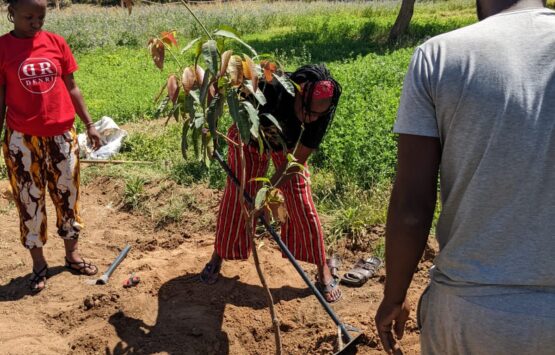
left=0, top=31, right=78, bottom=136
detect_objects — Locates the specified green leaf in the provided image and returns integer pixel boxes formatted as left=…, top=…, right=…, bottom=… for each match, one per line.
left=273, top=73, right=295, bottom=96
left=244, top=80, right=266, bottom=105
left=216, top=37, right=226, bottom=56
left=257, top=135, right=264, bottom=155
left=202, top=130, right=211, bottom=167
left=286, top=153, right=297, bottom=162
left=226, top=89, right=240, bottom=120
left=241, top=101, right=260, bottom=139
left=227, top=89, right=250, bottom=142
left=192, top=126, right=202, bottom=161
left=217, top=25, right=241, bottom=37
left=199, top=70, right=211, bottom=106
left=217, top=76, right=227, bottom=89
left=180, top=37, right=201, bottom=54
left=214, top=29, right=257, bottom=57
left=287, top=161, right=305, bottom=171
left=206, top=94, right=223, bottom=136
left=189, top=89, right=200, bottom=105
left=250, top=176, right=271, bottom=184
left=261, top=113, right=282, bottom=132
left=202, top=40, right=219, bottom=76
left=194, top=112, right=204, bottom=129
left=254, top=187, right=268, bottom=210
left=194, top=39, right=204, bottom=58
left=169, top=103, right=181, bottom=122
left=154, top=96, right=170, bottom=118
left=184, top=94, right=196, bottom=121
left=206, top=133, right=214, bottom=163
left=181, top=118, right=190, bottom=160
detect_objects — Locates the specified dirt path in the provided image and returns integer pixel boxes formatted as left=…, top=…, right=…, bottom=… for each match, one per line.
left=0, top=175, right=433, bottom=355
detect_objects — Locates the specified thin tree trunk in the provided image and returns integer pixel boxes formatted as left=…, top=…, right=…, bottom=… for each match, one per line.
left=388, top=0, right=416, bottom=42
left=238, top=141, right=283, bottom=355
left=250, top=231, right=283, bottom=355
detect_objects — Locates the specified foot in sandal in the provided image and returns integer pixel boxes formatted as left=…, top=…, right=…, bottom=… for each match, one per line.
left=200, top=251, right=222, bottom=285
left=317, top=259, right=342, bottom=303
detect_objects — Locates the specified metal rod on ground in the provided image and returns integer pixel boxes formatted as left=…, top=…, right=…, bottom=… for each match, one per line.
left=214, top=151, right=356, bottom=345
left=95, top=245, right=132, bottom=285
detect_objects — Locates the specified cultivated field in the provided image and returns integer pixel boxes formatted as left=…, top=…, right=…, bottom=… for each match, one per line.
left=0, top=1, right=484, bottom=354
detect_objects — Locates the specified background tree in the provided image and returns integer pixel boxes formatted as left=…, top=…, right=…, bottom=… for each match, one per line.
left=389, top=0, right=416, bottom=42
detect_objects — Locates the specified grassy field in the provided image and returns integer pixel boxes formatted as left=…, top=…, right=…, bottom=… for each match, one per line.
left=0, top=1, right=480, bottom=245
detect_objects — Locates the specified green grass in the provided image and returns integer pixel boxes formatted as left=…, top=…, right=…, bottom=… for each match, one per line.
left=64, top=1, right=478, bottom=190
left=73, top=47, right=182, bottom=125
left=123, top=176, right=147, bottom=211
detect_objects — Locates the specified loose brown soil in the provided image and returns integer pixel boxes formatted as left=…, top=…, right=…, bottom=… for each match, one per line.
left=0, top=155, right=436, bottom=355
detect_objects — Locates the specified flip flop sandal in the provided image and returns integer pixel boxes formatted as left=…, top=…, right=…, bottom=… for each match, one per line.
left=30, top=264, right=48, bottom=293
left=316, top=277, right=342, bottom=303
left=341, top=256, right=382, bottom=287
left=199, top=260, right=221, bottom=285
left=65, top=257, right=99, bottom=276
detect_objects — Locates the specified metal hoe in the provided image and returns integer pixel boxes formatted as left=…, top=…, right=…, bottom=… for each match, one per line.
left=214, top=151, right=362, bottom=354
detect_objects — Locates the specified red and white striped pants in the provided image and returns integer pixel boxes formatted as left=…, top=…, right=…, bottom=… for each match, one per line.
left=215, top=125, right=326, bottom=266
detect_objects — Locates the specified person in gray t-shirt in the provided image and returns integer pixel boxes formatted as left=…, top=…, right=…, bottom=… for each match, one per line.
left=375, top=0, right=555, bottom=354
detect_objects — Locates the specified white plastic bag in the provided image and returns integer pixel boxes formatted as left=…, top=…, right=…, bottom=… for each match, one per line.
left=78, top=116, right=128, bottom=160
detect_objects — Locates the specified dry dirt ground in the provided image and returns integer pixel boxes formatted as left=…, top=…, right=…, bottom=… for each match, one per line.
left=0, top=166, right=436, bottom=355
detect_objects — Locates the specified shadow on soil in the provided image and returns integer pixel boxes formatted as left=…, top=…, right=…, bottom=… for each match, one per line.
left=0, top=265, right=68, bottom=301
left=107, top=273, right=311, bottom=354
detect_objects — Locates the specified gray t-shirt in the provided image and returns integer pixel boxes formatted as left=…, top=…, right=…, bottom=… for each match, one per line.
left=395, top=8, right=555, bottom=296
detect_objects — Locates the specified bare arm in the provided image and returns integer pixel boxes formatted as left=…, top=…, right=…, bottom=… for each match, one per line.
left=63, top=74, right=102, bottom=149
left=375, top=134, right=441, bottom=354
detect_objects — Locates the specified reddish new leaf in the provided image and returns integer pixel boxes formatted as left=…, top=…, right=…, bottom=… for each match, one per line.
left=260, top=60, right=277, bottom=83
left=182, top=67, right=196, bottom=95
left=161, top=31, right=178, bottom=48
left=227, top=55, right=243, bottom=87
left=148, top=38, right=165, bottom=70
left=219, top=50, right=233, bottom=78
left=267, top=188, right=288, bottom=223
left=207, top=82, right=217, bottom=105
left=243, top=54, right=258, bottom=92
left=167, top=75, right=179, bottom=104
left=195, top=65, right=205, bottom=89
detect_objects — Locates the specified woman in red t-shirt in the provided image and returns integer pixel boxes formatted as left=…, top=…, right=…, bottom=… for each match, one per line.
left=1, top=0, right=103, bottom=292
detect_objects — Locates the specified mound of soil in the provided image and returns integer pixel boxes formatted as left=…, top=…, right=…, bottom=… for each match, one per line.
left=0, top=175, right=435, bottom=355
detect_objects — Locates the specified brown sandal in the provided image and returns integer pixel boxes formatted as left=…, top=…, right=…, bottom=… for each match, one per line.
left=341, top=256, right=382, bottom=287
left=65, top=257, right=98, bottom=276
left=30, top=264, right=48, bottom=293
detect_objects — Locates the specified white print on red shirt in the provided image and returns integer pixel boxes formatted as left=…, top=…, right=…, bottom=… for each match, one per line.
left=17, top=57, right=58, bottom=94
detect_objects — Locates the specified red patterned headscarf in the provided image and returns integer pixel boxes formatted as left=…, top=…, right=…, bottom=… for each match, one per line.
left=311, top=80, right=334, bottom=99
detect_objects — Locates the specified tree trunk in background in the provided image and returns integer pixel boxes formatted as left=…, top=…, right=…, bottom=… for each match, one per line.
left=389, top=0, right=416, bottom=42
